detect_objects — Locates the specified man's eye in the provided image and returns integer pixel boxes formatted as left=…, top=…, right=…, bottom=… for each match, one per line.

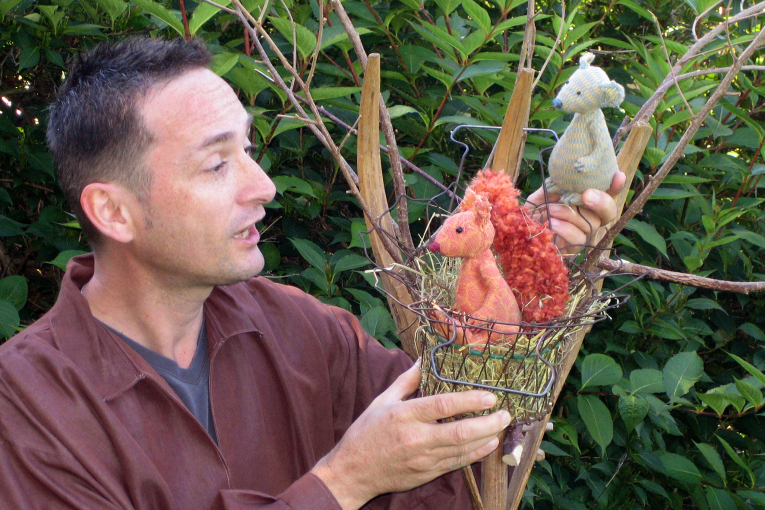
left=210, top=162, right=226, bottom=173
left=245, top=145, right=257, bottom=158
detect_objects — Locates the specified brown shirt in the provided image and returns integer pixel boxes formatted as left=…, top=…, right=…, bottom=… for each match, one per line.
left=0, top=255, right=470, bottom=509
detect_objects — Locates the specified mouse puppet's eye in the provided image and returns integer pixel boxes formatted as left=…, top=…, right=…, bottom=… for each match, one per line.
left=456, top=227, right=463, bottom=233
left=576, top=91, right=582, bottom=95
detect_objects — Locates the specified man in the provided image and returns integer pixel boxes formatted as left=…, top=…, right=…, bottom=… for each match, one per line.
left=0, top=37, right=622, bottom=509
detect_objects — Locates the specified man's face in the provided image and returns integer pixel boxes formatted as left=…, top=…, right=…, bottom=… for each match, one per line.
left=131, top=68, right=276, bottom=288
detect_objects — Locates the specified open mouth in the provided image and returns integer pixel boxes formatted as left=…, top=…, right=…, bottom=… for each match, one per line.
left=234, top=226, right=253, bottom=239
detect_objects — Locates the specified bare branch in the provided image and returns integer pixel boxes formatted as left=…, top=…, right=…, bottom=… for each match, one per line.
left=597, top=258, right=765, bottom=294
left=598, top=25, right=765, bottom=254
left=231, top=0, right=404, bottom=262
left=617, top=0, right=765, bottom=140
left=330, top=0, right=415, bottom=253
left=198, top=0, right=236, bottom=15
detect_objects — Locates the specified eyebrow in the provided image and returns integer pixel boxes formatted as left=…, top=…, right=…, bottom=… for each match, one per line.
left=197, top=114, right=254, bottom=151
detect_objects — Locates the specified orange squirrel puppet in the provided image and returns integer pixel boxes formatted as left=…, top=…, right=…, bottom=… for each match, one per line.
left=428, top=190, right=522, bottom=348
left=428, top=170, right=569, bottom=349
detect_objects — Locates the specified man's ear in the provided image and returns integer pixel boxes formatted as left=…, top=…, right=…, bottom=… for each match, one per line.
left=80, top=183, right=140, bottom=244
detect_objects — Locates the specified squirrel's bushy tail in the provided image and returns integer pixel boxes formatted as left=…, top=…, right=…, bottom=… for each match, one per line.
left=469, top=170, right=570, bottom=323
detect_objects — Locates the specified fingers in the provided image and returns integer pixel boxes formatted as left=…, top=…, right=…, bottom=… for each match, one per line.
left=368, top=363, right=422, bottom=410
left=435, top=435, right=501, bottom=472
left=406, top=390, right=499, bottom=423
left=431, top=409, right=511, bottom=447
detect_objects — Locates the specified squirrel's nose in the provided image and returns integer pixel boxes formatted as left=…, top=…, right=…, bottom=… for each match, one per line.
left=428, top=241, right=441, bottom=253
left=552, top=98, right=562, bottom=109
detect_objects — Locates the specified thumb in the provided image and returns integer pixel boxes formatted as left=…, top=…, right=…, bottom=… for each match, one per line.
left=368, top=362, right=422, bottom=410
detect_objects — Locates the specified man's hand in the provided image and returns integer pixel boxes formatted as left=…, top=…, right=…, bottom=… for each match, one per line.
left=526, top=172, right=626, bottom=254
left=312, top=363, right=510, bottom=510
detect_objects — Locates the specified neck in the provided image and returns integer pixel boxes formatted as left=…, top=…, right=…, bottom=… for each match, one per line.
left=82, top=250, right=212, bottom=368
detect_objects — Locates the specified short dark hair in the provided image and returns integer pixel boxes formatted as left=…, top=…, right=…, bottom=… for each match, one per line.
left=47, top=37, right=213, bottom=246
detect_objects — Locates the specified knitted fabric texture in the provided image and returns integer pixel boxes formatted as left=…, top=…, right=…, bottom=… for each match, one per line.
left=468, top=170, right=570, bottom=324
left=429, top=191, right=521, bottom=347
left=546, top=52, right=625, bottom=205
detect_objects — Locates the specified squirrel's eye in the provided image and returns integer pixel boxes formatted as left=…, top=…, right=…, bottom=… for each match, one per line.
left=456, top=227, right=463, bottom=233
left=576, top=91, right=582, bottom=95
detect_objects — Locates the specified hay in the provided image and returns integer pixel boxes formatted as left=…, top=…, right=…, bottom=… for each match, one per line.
left=411, top=249, right=610, bottom=426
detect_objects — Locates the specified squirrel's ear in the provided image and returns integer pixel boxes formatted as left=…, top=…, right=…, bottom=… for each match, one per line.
left=600, top=80, right=625, bottom=108
left=579, top=52, right=595, bottom=69
left=460, top=187, right=477, bottom=212
left=473, top=195, right=492, bottom=228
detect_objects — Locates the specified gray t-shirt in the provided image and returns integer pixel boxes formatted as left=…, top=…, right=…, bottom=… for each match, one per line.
left=108, top=322, right=217, bottom=444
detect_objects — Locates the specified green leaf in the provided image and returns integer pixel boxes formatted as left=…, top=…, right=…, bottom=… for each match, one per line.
left=698, top=392, right=731, bottom=416
left=344, top=288, right=383, bottom=314
left=717, top=435, right=756, bottom=487
left=658, top=452, right=703, bottom=484
left=580, top=354, right=623, bottom=389
left=388, top=105, right=418, bottom=119
left=131, top=0, right=185, bottom=35
left=695, top=442, right=726, bottom=484
left=0, top=300, right=20, bottom=338
left=360, top=306, right=396, bottom=340
left=630, top=368, right=664, bottom=394
left=433, top=0, right=461, bottom=15
left=45, top=250, right=88, bottom=271
left=461, top=0, right=490, bottom=33
left=349, top=221, right=371, bottom=250
left=310, top=87, right=361, bottom=101
left=626, top=219, right=667, bottom=257
left=211, top=53, right=240, bottom=77
left=663, top=351, right=704, bottom=398
left=94, top=0, right=127, bottom=22
left=289, top=238, right=326, bottom=271
left=302, top=267, right=330, bottom=293
left=739, top=323, right=765, bottom=342
left=454, top=61, right=506, bottom=83
left=577, top=395, right=613, bottom=454
left=331, top=253, right=371, bottom=273
left=0, top=216, right=24, bottom=237
left=409, top=22, right=466, bottom=60
left=648, top=188, right=700, bottom=200
left=189, top=0, right=230, bottom=34
left=735, top=378, right=763, bottom=407
left=0, top=0, right=24, bottom=17
left=18, top=47, right=40, bottom=71
left=618, top=394, right=649, bottom=433
left=268, top=16, right=318, bottom=60
left=728, top=353, right=765, bottom=386
left=0, top=276, right=28, bottom=311
left=706, top=488, right=736, bottom=510
left=539, top=440, right=571, bottom=457
left=272, top=176, right=317, bottom=198
left=685, top=298, right=726, bottom=312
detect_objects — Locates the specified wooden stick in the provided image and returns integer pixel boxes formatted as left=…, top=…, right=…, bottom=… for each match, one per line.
left=504, top=123, right=653, bottom=510
left=488, top=68, right=535, bottom=182
left=357, top=55, right=420, bottom=358
left=482, top=429, right=508, bottom=510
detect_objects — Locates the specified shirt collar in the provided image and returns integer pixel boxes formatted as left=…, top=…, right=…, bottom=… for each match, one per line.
left=48, top=253, right=263, bottom=401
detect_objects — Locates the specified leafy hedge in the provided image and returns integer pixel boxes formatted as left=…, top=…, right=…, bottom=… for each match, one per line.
left=2, top=0, right=765, bottom=507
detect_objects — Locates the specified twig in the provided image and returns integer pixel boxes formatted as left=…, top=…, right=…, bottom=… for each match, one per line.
left=531, top=1, right=564, bottom=91
left=198, top=0, right=236, bottom=15
left=330, top=0, right=415, bottom=254
left=616, top=0, right=765, bottom=142
left=597, top=25, right=765, bottom=253
left=651, top=11, right=692, bottom=113
left=232, top=0, right=404, bottom=262
left=597, top=258, right=765, bottom=294
left=692, top=0, right=724, bottom=41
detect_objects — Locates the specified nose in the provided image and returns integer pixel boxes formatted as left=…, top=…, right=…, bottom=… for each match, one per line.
left=552, top=98, right=562, bottom=109
left=238, top=152, right=276, bottom=206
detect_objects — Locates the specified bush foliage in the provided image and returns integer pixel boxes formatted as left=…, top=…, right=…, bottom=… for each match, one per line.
left=1, top=0, right=765, bottom=507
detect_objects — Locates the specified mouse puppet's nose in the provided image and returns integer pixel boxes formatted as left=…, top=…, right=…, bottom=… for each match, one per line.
left=428, top=241, right=441, bottom=253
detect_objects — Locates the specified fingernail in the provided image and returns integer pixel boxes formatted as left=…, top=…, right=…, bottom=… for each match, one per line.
left=501, top=411, right=511, bottom=426
left=482, top=393, right=497, bottom=407
left=414, top=358, right=422, bottom=369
